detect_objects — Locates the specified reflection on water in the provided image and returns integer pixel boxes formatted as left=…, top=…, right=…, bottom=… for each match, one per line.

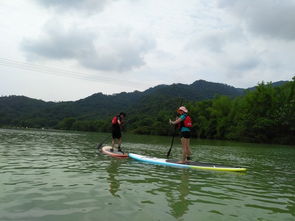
left=0, top=129, right=294, bottom=221
left=166, top=170, right=190, bottom=218
left=106, top=159, right=123, bottom=198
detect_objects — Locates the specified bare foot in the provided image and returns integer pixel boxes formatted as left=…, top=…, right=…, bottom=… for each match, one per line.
left=177, top=160, right=188, bottom=164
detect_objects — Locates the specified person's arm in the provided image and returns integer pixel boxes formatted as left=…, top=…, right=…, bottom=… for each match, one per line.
left=118, top=116, right=125, bottom=125
left=169, top=117, right=182, bottom=125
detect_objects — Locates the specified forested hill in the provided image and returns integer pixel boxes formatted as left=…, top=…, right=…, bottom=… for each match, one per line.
left=0, top=80, right=244, bottom=124
left=1, top=79, right=293, bottom=144
left=141, top=80, right=244, bottom=100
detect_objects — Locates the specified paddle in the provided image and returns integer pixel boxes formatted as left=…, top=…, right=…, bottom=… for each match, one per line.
left=166, top=125, right=177, bottom=158
left=96, top=135, right=111, bottom=150
left=166, top=98, right=183, bottom=158
left=98, top=115, right=127, bottom=152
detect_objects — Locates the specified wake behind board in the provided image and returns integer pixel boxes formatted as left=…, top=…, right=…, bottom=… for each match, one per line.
left=128, top=153, right=246, bottom=172
left=101, top=146, right=128, bottom=158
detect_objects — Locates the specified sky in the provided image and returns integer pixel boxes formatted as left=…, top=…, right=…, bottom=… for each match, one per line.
left=0, top=0, right=294, bottom=101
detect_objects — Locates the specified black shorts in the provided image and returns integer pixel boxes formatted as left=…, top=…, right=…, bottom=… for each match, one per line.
left=112, top=125, right=121, bottom=139
left=180, top=131, right=191, bottom=138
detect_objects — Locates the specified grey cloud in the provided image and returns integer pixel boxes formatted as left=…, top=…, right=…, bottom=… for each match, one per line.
left=36, top=0, right=110, bottom=14
left=218, top=0, right=295, bottom=40
left=80, top=31, right=155, bottom=71
left=186, top=28, right=245, bottom=53
left=186, top=33, right=225, bottom=53
left=21, top=21, right=155, bottom=72
left=22, top=30, right=95, bottom=60
left=230, top=57, right=260, bottom=72
left=199, top=34, right=226, bottom=53
left=224, top=57, right=261, bottom=79
left=22, top=20, right=96, bottom=59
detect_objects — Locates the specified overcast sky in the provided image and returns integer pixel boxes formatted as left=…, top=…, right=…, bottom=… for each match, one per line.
left=0, top=0, right=294, bottom=101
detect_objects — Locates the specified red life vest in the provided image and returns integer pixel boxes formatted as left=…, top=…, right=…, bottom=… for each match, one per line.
left=112, top=116, right=119, bottom=125
left=184, top=115, right=192, bottom=127
left=178, top=115, right=192, bottom=128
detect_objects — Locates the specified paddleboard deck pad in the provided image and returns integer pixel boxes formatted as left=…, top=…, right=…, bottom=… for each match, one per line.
left=128, top=153, right=246, bottom=172
left=101, top=146, right=128, bottom=158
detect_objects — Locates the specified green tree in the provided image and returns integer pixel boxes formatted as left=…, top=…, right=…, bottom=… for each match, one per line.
left=57, top=118, right=76, bottom=130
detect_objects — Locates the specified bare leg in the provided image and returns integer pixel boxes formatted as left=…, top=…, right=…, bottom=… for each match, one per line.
left=111, top=138, right=116, bottom=151
left=112, top=139, right=115, bottom=148
left=118, top=137, right=122, bottom=148
left=117, top=137, right=122, bottom=152
left=184, top=138, right=191, bottom=159
left=181, top=137, right=187, bottom=163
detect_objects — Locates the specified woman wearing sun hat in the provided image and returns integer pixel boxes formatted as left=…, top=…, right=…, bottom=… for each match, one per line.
left=169, top=106, right=192, bottom=163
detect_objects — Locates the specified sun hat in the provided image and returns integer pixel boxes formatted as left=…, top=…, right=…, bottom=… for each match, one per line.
left=178, top=106, right=188, bottom=113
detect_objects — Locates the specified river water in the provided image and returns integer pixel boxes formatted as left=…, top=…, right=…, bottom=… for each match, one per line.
left=0, top=129, right=294, bottom=221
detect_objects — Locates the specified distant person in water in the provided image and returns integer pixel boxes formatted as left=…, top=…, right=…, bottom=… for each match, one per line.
left=111, top=112, right=126, bottom=152
left=169, top=106, right=192, bottom=164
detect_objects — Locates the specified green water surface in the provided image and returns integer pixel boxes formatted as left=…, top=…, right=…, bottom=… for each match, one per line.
left=0, top=129, right=294, bottom=221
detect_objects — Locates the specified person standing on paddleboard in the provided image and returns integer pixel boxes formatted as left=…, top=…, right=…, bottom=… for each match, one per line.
left=169, top=106, right=192, bottom=164
left=111, top=112, right=126, bottom=152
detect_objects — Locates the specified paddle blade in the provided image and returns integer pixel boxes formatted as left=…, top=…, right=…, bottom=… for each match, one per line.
left=166, top=135, right=175, bottom=158
left=97, top=143, right=103, bottom=150
left=97, top=135, right=111, bottom=150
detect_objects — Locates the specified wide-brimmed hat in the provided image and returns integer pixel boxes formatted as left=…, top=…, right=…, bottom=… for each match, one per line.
left=178, top=106, right=188, bottom=113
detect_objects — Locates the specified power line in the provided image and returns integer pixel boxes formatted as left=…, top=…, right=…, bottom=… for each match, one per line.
left=0, top=57, right=150, bottom=87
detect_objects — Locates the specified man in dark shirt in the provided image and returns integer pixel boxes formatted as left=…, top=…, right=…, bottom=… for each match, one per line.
left=111, top=112, right=126, bottom=152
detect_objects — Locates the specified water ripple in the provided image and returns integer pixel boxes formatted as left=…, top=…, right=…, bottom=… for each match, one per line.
left=0, top=129, right=294, bottom=221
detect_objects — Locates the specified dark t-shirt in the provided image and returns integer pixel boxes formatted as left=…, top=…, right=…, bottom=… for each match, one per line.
left=112, top=115, right=122, bottom=139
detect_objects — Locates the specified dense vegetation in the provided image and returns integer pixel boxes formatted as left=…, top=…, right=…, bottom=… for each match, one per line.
left=0, top=79, right=294, bottom=144
left=124, top=79, right=294, bottom=144
left=188, top=80, right=294, bottom=144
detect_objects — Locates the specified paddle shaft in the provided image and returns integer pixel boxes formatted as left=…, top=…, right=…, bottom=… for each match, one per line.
left=97, top=135, right=111, bottom=150
left=166, top=125, right=176, bottom=158
left=167, top=98, right=183, bottom=158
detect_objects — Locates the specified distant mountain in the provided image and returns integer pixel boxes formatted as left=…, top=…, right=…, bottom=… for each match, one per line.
left=126, top=80, right=245, bottom=116
left=0, top=79, right=289, bottom=128
left=246, top=80, right=289, bottom=91
left=142, top=80, right=244, bottom=100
